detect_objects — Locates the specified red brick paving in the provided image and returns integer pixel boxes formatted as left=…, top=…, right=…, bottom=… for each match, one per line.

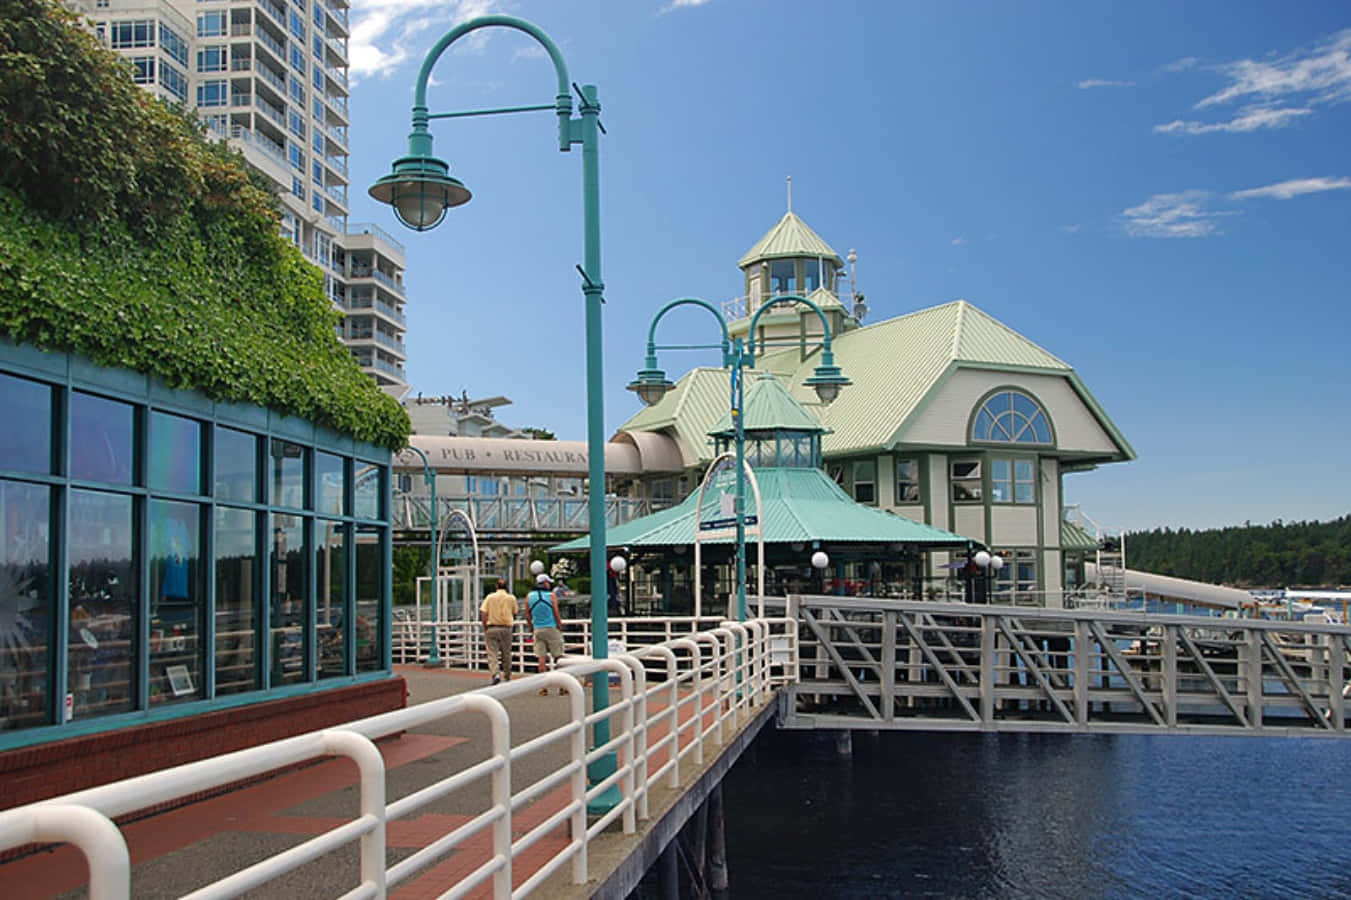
left=0, top=671, right=738, bottom=898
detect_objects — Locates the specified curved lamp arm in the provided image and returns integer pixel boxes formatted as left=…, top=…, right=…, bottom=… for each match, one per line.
left=745, top=292, right=834, bottom=366
left=642, top=297, right=733, bottom=370
left=744, top=293, right=851, bottom=403
left=409, top=15, right=574, bottom=160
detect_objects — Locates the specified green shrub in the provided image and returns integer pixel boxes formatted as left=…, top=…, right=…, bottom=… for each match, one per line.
left=0, top=0, right=409, bottom=449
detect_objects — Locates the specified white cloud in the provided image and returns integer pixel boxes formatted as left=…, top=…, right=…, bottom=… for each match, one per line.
left=950, top=236, right=967, bottom=246
left=1229, top=176, right=1351, bottom=200
left=1196, top=29, right=1351, bottom=109
left=1161, top=56, right=1199, bottom=73
left=1060, top=223, right=1081, bottom=234
left=512, top=44, right=548, bottom=61
left=659, top=0, right=713, bottom=13
left=1121, top=191, right=1225, bottom=238
left=349, top=0, right=505, bottom=82
left=1076, top=78, right=1134, bottom=89
left=1156, top=29, right=1351, bottom=135
left=1154, top=103, right=1312, bottom=134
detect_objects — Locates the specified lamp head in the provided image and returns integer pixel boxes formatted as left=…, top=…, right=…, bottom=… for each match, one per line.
left=803, top=363, right=850, bottom=405
left=626, top=367, right=674, bottom=406
left=609, top=555, right=627, bottom=574
left=529, top=560, right=546, bottom=576
left=811, top=550, right=830, bottom=571
left=369, top=154, right=470, bottom=232
left=990, top=554, right=1004, bottom=572
left=974, top=550, right=992, bottom=569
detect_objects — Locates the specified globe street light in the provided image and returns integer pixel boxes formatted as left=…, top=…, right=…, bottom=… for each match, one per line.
left=629, top=295, right=849, bottom=621
left=370, top=14, right=617, bottom=809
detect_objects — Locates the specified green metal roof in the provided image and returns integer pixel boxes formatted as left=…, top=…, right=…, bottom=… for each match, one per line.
left=552, top=466, right=972, bottom=552
left=618, top=366, right=729, bottom=465
left=738, top=212, right=844, bottom=268
left=708, top=372, right=825, bottom=437
left=617, top=300, right=1134, bottom=463
left=1060, top=518, right=1099, bottom=551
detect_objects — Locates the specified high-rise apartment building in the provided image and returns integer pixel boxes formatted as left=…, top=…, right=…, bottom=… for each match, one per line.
left=72, top=0, right=410, bottom=396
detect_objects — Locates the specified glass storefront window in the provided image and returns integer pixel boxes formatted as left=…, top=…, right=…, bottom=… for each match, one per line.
left=215, top=427, right=258, bottom=503
left=270, top=514, right=308, bottom=685
left=0, top=480, right=51, bottom=730
left=0, top=374, right=52, bottom=475
left=354, top=526, right=382, bottom=672
left=71, top=392, right=134, bottom=485
left=354, top=463, right=383, bottom=521
left=68, top=489, right=136, bottom=719
left=316, top=521, right=346, bottom=678
left=148, top=500, right=203, bottom=704
left=316, top=452, right=345, bottom=517
left=215, top=506, right=259, bottom=695
left=271, top=439, right=307, bottom=509
left=148, top=411, right=202, bottom=495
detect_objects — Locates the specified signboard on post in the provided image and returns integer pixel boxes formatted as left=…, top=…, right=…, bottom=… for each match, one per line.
left=699, top=515, right=758, bottom=531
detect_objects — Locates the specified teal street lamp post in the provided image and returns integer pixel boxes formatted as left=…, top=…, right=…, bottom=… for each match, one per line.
left=403, top=445, right=441, bottom=665
left=370, top=15, right=617, bottom=809
left=628, top=295, right=850, bottom=620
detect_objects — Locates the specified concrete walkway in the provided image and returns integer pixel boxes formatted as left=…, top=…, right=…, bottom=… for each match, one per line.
left=0, top=665, right=774, bottom=899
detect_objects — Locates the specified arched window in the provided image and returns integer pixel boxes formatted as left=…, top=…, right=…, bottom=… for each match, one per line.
left=971, top=390, right=1052, bottom=444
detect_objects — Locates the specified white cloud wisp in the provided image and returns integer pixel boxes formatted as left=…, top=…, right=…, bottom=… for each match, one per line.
left=1229, top=176, right=1351, bottom=200
left=1156, top=29, right=1351, bottom=136
left=349, top=0, right=505, bottom=82
left=1121, top=191, right=1223, bottom=238
left=1076, top=78, right=1134, bottom=89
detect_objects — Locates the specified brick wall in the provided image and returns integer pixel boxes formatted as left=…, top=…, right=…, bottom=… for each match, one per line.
left=0, top=677, right=407, bottom=812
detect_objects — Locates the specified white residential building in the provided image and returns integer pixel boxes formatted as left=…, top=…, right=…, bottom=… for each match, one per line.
left=74, top=0, right=409, bottom=395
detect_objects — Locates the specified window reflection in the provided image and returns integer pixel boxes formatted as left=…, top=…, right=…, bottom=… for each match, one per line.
left=0, top=480, right=50, bottom=730
left=354, top=526, right=382, bottom=672
left=68, top=490, right=136, bottom=719
left=148, top=411, right=202, bottom=495
left=354, top=463, right=382, bottom=520
left=270, top=515, right=308, bottom=685
left=148, top=499, right=203, bottom=704
left=0, top=374, right=52, bottom=475
left=316, top=521, right=346, bottom=678
left=271, top=440, right=306, bottom=509
left=215, top=507, right=258, bottom=695
left=316, top=452, right=345, bottom=516
left=71, top=392, right=134, bottom=485
left=215, top=427, right=258, bottom=503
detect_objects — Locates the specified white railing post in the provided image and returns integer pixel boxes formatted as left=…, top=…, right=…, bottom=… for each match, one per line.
left=322, top=730, right=387, bottom=899
left=0, top=805, right=130, bottom=900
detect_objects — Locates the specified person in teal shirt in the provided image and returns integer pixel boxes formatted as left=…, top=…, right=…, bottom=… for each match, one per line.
left=526, top=574, right=566, bottom=694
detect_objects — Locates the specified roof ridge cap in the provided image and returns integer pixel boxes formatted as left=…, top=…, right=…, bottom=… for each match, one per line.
left=950, top=299, right=967, bottom=359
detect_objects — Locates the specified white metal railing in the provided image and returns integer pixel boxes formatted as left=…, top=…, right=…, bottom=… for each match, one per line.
left=0, top=620, right=793, bottom=898
left=393, top=493, right=653, bottom=533
left=346, top=222, right=406, bottom=253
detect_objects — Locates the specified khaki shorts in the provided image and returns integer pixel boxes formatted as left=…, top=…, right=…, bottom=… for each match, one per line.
left=533, top=627, right=565, bottom=662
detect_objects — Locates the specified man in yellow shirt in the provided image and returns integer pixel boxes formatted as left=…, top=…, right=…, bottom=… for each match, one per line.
left=480, top=578, right=517, bottom=684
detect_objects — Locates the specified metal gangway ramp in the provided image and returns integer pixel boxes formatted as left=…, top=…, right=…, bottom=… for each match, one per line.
left=782, top=595, right=1351, bottom=737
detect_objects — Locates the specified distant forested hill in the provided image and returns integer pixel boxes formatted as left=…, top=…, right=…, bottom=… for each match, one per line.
left=1125, top=516, right=1351, bottom=588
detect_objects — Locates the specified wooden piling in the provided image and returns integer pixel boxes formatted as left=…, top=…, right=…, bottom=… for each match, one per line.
left=708, top=782, right=729, bottom=893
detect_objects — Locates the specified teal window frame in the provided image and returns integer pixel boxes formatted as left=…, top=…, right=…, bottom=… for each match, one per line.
left=0, top=345, right=392, bottom=751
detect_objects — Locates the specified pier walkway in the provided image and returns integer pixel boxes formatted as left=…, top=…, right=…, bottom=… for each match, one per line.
left=0, top=620, right=791, bottom=899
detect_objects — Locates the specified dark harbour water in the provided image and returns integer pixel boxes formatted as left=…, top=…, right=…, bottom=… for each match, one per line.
left=671, top=729, right=1351, bottom=898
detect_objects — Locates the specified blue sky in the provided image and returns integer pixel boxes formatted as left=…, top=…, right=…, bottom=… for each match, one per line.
left=343, top=0, right=1351, bottom=533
